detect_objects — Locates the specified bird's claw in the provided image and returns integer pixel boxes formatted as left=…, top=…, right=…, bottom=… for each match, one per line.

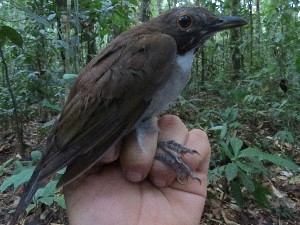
left=155, top=140, right=201, bottom=184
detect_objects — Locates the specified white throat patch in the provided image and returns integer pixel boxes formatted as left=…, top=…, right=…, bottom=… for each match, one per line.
left=176, top=50, right=194, bottom=74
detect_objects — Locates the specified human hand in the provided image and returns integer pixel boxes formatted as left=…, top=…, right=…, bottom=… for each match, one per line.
left=63, top=115, right=211, bottom=225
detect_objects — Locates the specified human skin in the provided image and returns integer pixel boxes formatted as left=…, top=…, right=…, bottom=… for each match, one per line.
left=63, top=115, right=211, bottom=225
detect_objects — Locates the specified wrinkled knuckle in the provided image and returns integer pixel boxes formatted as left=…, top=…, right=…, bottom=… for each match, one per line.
left=191, top=129, right=208, bottom=139
left=160, top=114, right=181, bottom=124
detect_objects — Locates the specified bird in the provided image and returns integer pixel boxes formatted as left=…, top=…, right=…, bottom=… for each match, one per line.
left=10, top=7, right=247, bottom=224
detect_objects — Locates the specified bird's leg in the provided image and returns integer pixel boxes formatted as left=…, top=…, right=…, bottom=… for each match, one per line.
left=135, top=119, right=200, bottom=183
left=155, top=140, right=201, bottom=183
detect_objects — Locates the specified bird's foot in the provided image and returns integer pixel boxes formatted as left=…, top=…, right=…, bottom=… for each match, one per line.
left=155, top=140, right=201, bottom=183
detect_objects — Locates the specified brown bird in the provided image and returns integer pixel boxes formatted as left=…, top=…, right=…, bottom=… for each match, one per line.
left=10, top=7, right=247, bottom=224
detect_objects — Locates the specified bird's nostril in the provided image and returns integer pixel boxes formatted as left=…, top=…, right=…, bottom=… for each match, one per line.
left=216, top=19, right=224, bottom=24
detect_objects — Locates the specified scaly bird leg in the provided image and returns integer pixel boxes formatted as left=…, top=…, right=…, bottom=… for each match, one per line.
left=155, top=140, right=201, bottom=183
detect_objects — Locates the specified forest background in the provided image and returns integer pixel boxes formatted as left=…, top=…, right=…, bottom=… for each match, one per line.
left=0, top=0, right=299, bottom=224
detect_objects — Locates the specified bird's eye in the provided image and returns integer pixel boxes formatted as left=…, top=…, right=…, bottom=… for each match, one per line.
left=177, top=15, right=193, bottom=29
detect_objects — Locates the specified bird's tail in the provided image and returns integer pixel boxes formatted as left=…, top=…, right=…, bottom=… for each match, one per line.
left=9, top=165, right=43, bottom=225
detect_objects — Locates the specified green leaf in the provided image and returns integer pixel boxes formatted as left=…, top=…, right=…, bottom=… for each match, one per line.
left=230, top=180, right=244, bottom=206
left=0, top=25, right=23, bottom=47
left=221, top=143, right=234, bottom=159
left=57, top=40, right=69, bottom=49
left=247, top=158, right=269, bottom=175
left=18, top=5, right=50, bottom=27
left=41, top=100, right=61, bottom=111
left=0, top=158, right=14, bottom=176
left=47, top=13, right=56, bottom=21
left=230, top=137, right=243, bottom=157
left=239, top=170, right=255, bottom=192
left=34, top=180, right=58, bottom=206
left=274, top=32, right=283, bottom=43
left=31, top=150, right=42, bottom=162
left=296, top=51, right=300, bottom=74
left=236, top=160, right=255, bottom=173
left=220, top=122, right=228, bottom=139
left=225, top=163, right=239, bottom=181
left=0, top=167, right=34, bottom=191
left=40, top=195, right=53, bottom=205
left=0, top=27, right=7, bottom=46
left=252, top=180, right=271, bottom=208
left=274, top=130, right=294, bottom=144
left=42, top=118, right=56, bottom=128
left=39, top=29, right=46, bottom=35
left=209, top=125, right=223, bottom=131
left=26, top=203, right=36, bottom=213
left=57, top=167, right=66, bottom=175
left=63, top=73, right=78, bottom=80
left=40, top=180, right=58, bottom=205
left=43, top=180, right=58, bottom=196
left=128, top=0, right=139, bottom=5
left=209, top=165, right=226, bottom=182
left=239, top=148, right=299, bottom=171
left=54, top=194, right=66, bottom=208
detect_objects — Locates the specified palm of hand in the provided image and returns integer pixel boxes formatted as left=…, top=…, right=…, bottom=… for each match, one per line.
left=64, top=115, right=210, bottom=225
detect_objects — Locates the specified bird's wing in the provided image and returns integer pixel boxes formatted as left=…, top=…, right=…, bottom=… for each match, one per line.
left=10, top=32, right=177, bottom=224
left=42, top=31, right=177, bottom=184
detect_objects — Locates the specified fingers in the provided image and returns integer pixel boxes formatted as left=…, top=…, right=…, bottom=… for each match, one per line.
left=149, top=115, right=190, bottom=187
left=99, top=141, right=122, bottom=163
left=157, top=115, right=189, bottom=142
left=186, top=129, right=211, bottom=174
left=120, top=118, right=158, bottom=182
left=116, top=114, right=211, bottom=189
left=174, top=129, right=211, bottom=194
left=149, top=115, right=210, bottom=188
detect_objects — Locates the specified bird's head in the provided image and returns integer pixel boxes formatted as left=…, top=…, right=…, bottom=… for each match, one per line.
left=146, top=7, right=247, bottom=54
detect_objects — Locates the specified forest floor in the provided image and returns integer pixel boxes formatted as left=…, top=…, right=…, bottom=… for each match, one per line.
left=0, top=120, right=299, bottom=225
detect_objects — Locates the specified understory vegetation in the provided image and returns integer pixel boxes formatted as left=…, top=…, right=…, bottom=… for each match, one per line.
left=0, top=0, right=299, bottom=224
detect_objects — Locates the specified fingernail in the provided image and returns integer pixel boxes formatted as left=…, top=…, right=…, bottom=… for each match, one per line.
left=153, top=178, right=166, bottom=188
left=126, top=171, right=143, bottom=182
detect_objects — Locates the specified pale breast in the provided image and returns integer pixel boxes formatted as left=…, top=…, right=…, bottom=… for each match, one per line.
left=140, top=49, right=195, bottom=120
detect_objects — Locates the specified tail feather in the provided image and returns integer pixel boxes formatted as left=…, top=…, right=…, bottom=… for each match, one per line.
left=9, top=166, right=43, bottom=225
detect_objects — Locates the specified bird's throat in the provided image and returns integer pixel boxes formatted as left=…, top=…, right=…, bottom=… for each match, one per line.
left=137, top=49, right=195, bottom=125
left=176, top=50, right=195, bottom=75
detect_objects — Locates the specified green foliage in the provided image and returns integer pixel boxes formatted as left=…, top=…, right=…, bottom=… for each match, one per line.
left=0, top=158, right=14, bottom=176
left=274, top=130, right=294, bottom=144
left=0, top=150, right=66, bottom=214
left=0, top=167, right=34, bottom=192
left=210, top=137, right=299, bottom=207
left=207, top=107, right=243, bottom=140
left=1, top=0, right=300, bottom=220
left=41, top=100, right=61, bottom=112
left=0, top=25, right=23, bottom=47
left=63, top=73, right=78, bottom=80
left=0, top=150, right=42, bottom=192
left=252, top=180, right=272, bottom=208
left=295, top=51, right=300, bottom=74
left=239, top=148, right=298, bottom=170
left=28, top=180, right=66, bottom=212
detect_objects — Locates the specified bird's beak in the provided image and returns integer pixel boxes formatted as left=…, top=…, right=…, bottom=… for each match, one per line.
left=211, top=16, right=248, bottom=31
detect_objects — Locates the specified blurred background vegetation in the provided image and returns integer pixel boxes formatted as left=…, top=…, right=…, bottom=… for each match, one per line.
left=0, top=0, right=299, bottom=224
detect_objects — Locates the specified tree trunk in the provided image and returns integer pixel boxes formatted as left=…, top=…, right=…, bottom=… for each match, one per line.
left=139, top=0, right=151, bottom=22
left=201, top=48, right=206, bottom=84
left=230, top=0, right=244, bottom=80
left=248, top=0, right=253, bottom=72
left=157, top=0, right=163, bottom=14
left=0, top=47, right=25, bottom=155
left=64, top=0, right=72, bottom=100
left=256, top=0, right=261, bottom=45
left=65, top=0, right=71, bottom=74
